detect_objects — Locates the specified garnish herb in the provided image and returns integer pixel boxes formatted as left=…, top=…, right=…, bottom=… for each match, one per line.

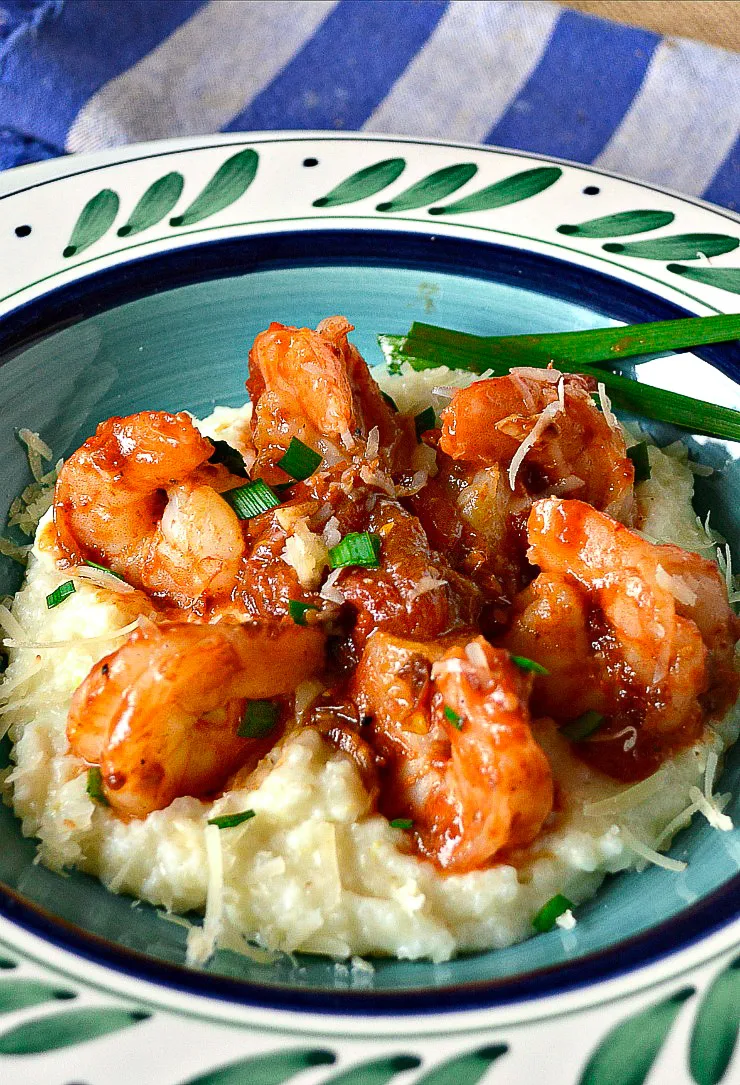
left=380, top=390, right=398, bottom=412
left=84, top=560, right=126, bottom=581
left=46, top=581, right=76, bottom=609
left=209, top=438, right=248, bottom=477
left=533, top=894, right=574, bottom=933
left=511, top=655, right=549, bottom=676
left=224, top=479, right=280, bottom=520
left=627, top=441, right=652, bottom=484
left=561, top=711, right=605, bottom=742
left=390, top=818, right=414, bottom=830
left=288, top=600, right=319, bottom=626
left=238, top=700, right=280, bottom=738
left=328, top=532, right=382, bottom=570
left=414, top=405, right=436, bottom=441
left=86, top=767, right=109, bottom=806
left=444, top=704, right=462, bottom=729
left=378, top=316, right=740, bottom=442
left=208, top=810, right=256, bottom=830
left=276, top=437, right=322, bottom=482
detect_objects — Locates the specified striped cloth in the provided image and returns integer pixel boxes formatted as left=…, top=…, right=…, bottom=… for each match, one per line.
left=0, top=0, right=737, bottom=209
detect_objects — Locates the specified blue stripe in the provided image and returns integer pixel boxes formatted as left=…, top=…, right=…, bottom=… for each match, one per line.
left=702, top=135, right=740, bottom=212
left=484, top=10, right=659, bottom=162
left=224, top=0, right=447, bottom=133
left=0, top=0, right=205, bottom=151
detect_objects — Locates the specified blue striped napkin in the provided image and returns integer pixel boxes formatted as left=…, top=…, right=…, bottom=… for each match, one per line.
left=0, top=0, right=737, bottom=209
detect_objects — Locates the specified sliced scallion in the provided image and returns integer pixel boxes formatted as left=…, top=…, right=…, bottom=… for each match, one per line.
left=444, top=704, right=462, bottom=729
left=209, top=438, right=248, bottom=477
left=328, top=532, right=382, bottom=570
left=511, top=654, right=549, bottom=676
left=533, top=894, right=574, bottom=933
left=238, top=700, right=280, bottom=738
left=288, top=599, right=319, bottom=626
left=46, top=581, right=75, bottom=609
left=276, top=437, right=322, bottom=481
left=208, top=809, right=256, bottom=829
left=561, top=711, right=605, bottom=742
left=627, top=441, right=652, bottom=484
left=414, top=405, right=436, bottom=441
left=86, top=767, right=109, bottom=807
left=390, top=818, right=413, bottom=830
left=224, top=479, right=280, bottom=520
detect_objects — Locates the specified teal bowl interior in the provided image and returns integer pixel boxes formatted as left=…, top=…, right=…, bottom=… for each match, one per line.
left=0, top=232, right=739, bottom=1011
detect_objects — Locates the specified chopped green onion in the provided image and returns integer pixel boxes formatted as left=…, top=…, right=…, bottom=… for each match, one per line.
left=224, top=479, right=280, bottom=520
left=84, top=560, right=126, bottom=581
left=627, top=441, right=652, bottom=484
left=511, top=655, right=549, bottom=676
left=46, top=581, right=75, bottom=609
left=380, top=390, right=398, bottom=412
left=288, top=600, right=319, bottom=626
left=209, top=438, right=248, bottom=477
left=238, top=700, right=280, bottom=738
left=533, top=894, right=574, bottom=933
left=276, top=437, right=322, bottom=481
left=561, top=711, right=605, bottom=742
left=414, top=405, right=436, bottom=441
left=208, top=810, right=256, bottom=829
left=390, top=818, right=413, bottom=830
left=444, top=704, right=462, bottom=729
left=86, top=767, right=109, bottom=807
left=328, top=532, right=382, bottom=569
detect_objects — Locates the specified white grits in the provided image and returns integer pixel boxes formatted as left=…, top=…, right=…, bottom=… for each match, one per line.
left=1, top=367, right=737, bottom=965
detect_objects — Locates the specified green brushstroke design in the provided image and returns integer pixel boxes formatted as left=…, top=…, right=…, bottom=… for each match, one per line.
left=313, top=159, right=406, bottom=207
left=429, top=166, right=561, bottom=215
left=667, top=264, right=740, bottom=295
left=321, top=1054, right=421, bottom=1085
left=0, top=1006, right=150, bottom=1055
left=689, top=955, right=740, bottom=1085
left=558, top=210, right=674, bottom=237
left=579, top=987, right=694, bottom=1085
left=181, top=1047, right=335, bottom=1085
left=603, top=234, right=739, bottom=260
left=170, top=149, right=258, bottom=227
left=118, top=172, right=184, bottom=236
left=63, top=189, right=120, bottom=257
left=377, top=164, right=477, bottom=212
left=0, top=980, right=75, bottom=1014
left=414, top=1045, right=508, bottom=1085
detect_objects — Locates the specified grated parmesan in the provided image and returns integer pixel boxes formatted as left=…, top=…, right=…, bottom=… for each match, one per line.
left=597, top=383, right=620, bottom=434
left=70, top=566, right=136, bottom=595
left=655, top=564, right=698, bottom=607
left=186, top=823, right=223, bottom=965
left=366, top=426, right=380, bottom=462
left=508, top=397, right=563, bottom=491
left=3, top=617, right=141, bottom=651
left=619, top=826, right=688, bottom=872
left=583, top=768, right=668, bottom=817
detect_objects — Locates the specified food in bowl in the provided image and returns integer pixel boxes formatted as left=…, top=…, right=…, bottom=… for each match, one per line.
left=1, top=316, right=737, bottom=965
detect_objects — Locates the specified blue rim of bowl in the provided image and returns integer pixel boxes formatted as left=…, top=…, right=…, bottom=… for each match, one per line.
left=0, top=227, right=738, bottom=1017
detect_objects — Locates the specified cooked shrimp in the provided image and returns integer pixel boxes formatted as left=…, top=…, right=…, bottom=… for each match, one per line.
left=68, top=620, right=326, bottom=817
left=54, top=411, right=246, bottom=607
left=503, top=497, right=738, bottom=777
left=439, top=371, right=634, bottom=521
left=352, top=632, right=553, bottom=872
left=247, top=317, right=414, bottom=479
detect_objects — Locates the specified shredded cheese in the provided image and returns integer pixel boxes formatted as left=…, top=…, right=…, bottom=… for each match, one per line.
left=555, top=909, right=577, bottom=930
left=320, top=568, right=346, bottom=604
left=655, top=564, right=698, bottom=607
left=597, top=383, right=620, bottom=434
left=3, top=617, right=140, bottom=651
left=507, top=397, right=563, bottom=491
left=70, top=566, right=136, bottom=595
left=407, top=575, right=446, bottom=603
left=583, top=768, right=668, bottom=817
left=366, top=426, right=380, bottom=462
left=688, top=785, right=733, bottom=832
left=619, top=826, right=688, bottom=872
left=186, top=824, right=223, bottom=966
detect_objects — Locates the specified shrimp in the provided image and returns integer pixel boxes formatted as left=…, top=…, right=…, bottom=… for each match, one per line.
left=54, top=411, right=246, bottom=608
left=439, top=371, right=634, bottom=521
left=68, top=619, right=326, bottom=817
left=247, top=317, right=414, bottom=479
left=352, top=632, right=553, bottom=872
left=502, top=498, right=738, bottom=778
